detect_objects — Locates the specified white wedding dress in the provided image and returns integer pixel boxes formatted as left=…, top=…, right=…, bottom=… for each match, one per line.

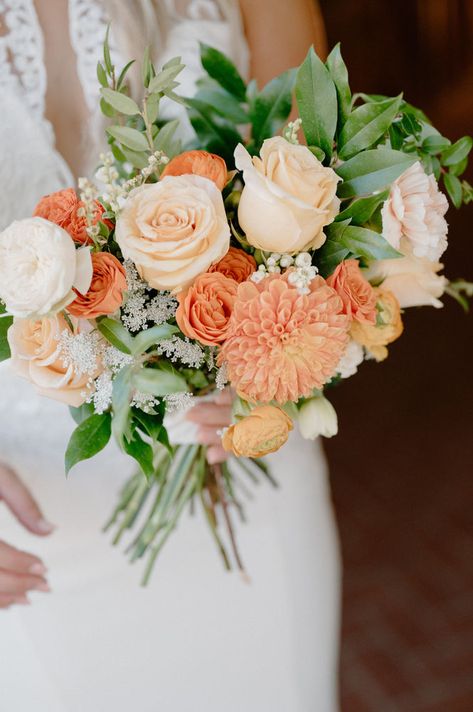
left=0, top=2, right=341, bottom=710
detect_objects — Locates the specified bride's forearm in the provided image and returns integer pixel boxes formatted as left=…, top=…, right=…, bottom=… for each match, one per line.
left=239, top=0, right=328, bottom=86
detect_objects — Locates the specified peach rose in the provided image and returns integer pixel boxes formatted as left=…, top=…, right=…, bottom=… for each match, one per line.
left=161, top=150, right=228, bottom=191
left=235, top=137, right=340, bottom=253
left=34, top=188, right=107, bottom=245
left=327, top=259, right=377, bottom=324
left=8, top=314, right=99, bottom=406
left=208, top=246, right=256, bottom=283
left=351, top=288, right=403, bottom=361
left=222, top=405, right=293, bottom=458
left=68, top=252, right=127, bottom=319
left=176, top=271, right=238, bottom=346
left=115, top=175, right=230, bottom=293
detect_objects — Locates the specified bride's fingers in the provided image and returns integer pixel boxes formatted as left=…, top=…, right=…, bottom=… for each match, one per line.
left=0, top=569, right=50, bottom=596
left=196, top=425, right=223, bottom=447
left=0, top=540, right=46, bottom=576
left=187, top=403, right=231, bottom=427
left=207, top=445, right=228, bottom=465
left=0, top=593, right=30, bottom=609
left=0, top=464, right=55, bottom=536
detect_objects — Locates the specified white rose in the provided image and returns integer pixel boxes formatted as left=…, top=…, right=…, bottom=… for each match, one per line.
left=298, top=396, right=338, bottom=440
left=0, top=217, right=92, bottom=318
left=365, top=254, right=447, bottom=308
left=336, top=339, right=365, bottom=378
left=115, top=174, right=230, bottom=293
left=382, top=161, right=449, bottom=261
left=235, top=137, right=340, bottom=253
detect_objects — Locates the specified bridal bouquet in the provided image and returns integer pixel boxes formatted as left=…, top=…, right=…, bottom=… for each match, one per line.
left=1, top=39, right=471, bottom=581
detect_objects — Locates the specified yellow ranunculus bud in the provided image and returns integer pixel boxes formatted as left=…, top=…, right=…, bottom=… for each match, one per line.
left=350, top=288, right=403, bottom=361
left=222, top=405, right=293, bottom=458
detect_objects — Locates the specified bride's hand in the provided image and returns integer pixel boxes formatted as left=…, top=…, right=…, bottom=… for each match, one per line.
left=0, top=463, right=54, bottom=609
left=186, top=390, right=233, bottom=465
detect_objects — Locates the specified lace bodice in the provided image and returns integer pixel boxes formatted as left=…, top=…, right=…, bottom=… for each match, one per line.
left=0, top=0, right=248, bottom=229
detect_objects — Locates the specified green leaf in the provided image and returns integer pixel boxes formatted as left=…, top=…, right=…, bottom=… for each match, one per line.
left=338, top=95, right=402, bottom=160
left=443, top=172, right=463, bottom=208
left=96, top=61, right=108, bottom=88
left=326, top=43, right=351, bottom=127
left=121, top=146, right=149, bottom=170
left=123, top=430, right=154, bottom=478
left=335, top=190, right=389, bottom=225
left=0, top=305, right=12, bottom=362
left=295, top=46, right=337, bottom=159
left=449, top=156, right=468, bottom=177
left=97, top=318, right=134, bottom=354
left=65, top=413, right=111, bottom=474
left=112, top=365, right=133, bottom=444
left=103, top=25, right=113, bottom=75
left=100, top=97, right=116, bottom=118
left=336, top=148, right=416, bottom=198
left=249, top=68, right=296, bottom=149
left=131, top=324, right=179, bottom=356
left=69, top=402, right=95, bottom=425
left=116, top=60, right=136, bottom=91
left=142, top=46, right=152, bottom=88
left=132, top=367, right=188, bottom=396
left=153, top=119, right=180, bottom=157
left=422, top=135, right=451, bottom=154
left=132, top=407, right=164, bottom=442
left=315, top=238, right=350, bottom=277
left=200, top=43, right=247, bottom=102
left=338, top=224, right=401, bottom=261
left=195, top=86, right=249, bottom=124
left=186, top=98, right=242, bottom=165
left=101, top=88, right=140, bottom=116
left=441, top=136, right=473, bottom=166
left=148, top=62, right=185, bottom=94
left=106, top=126, right=149, bottom=152
left=145, top=93, right=160, bottom=123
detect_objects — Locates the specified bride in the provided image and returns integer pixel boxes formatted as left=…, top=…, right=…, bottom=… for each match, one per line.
left=0, top=1, right=340, bottom=710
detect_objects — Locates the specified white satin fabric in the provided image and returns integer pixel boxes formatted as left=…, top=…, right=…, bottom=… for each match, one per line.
left=0, top=2, right=341, bottom=710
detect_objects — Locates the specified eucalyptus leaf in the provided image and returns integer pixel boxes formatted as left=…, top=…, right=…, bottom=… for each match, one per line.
left=132, top=367, right=188, bottom=396
left=96, top=61, right=108, bottom=88
left=443, top=172, right=463, bottom=208
left=326, top=43, right=351, bottom=127
left=69, top=402, right=95, bottom=425
left=0, top=305, right=12, bottom=362
left=121, top=146, right=149, bottom=169
left=153, top=119, right=180, bottom=157
left=249, top=68, right=296, bottom=149
left=199, top=43, right=247, bottom=101
left=295, top=46, right=337, bottom=159
left=101, top=88, right=140, bottom=116
left=97, top=318, right=134, bottom=354
left=65, top=413, right=111, bottom=474
left=338, top=95, right=402, bottom=160
left=106, top=126, right=149, bottom=152
left=116, top=60, right=136, bottom=91
left=100, top=98, right=115, bottom=118
left=112, top=365, right=133, bottom=444
left=441, top=136, right=473, bottom=167
left=148, top=62, right=185, bottom=94
left=145, top=93, right=160, bottom=124
left=132, top=324, right=179, bottom=356
left=103, top=25, right=113, bottom=75
left=336, top=148, right=416, bottom=198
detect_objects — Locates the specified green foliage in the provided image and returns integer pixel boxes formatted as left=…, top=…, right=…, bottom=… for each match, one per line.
left=132, top=367, right=188, bottom=397
left=65, top=413, right=112, bottom=474
left=100, top=88, right=140, bottom=116
left=106, top=125, right=149, bottom=152
left=122, top=430, right=155, bottom=478
left=186, top=97, right=242, bottom=165
left=69, top=402, right=95, bottom=425
left=317, top=220, right=400, bottom=276
left=338, top=95, right=402, bottom=160
left=336, top=190, right=389, bottom=225
left=97, top=317, right=134, bottom=354
left=0, top=302, right=12, bottom=362
left=326, top=43, right=351, bottom=128
left=445, top=279, right=473, bottom=312
left=336, top=149, right=416, bottom=198
left=443, top=172, right=463, bottom=208
left=199, top=43, right=247, bottom=101
left=295, top=47, right=337, bottom=160
left=248, top=69, right=296, bottom=150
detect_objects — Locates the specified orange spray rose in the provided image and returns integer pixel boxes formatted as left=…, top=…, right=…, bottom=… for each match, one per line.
left=161, top=150, right=228, bottom=191
left=176, top=271, right=238, bottom=346
left=209, top=246, right=256, bottom=283
left=68, top=252, right=127, bottom=319
left=34, top=188, right=107, bottom=245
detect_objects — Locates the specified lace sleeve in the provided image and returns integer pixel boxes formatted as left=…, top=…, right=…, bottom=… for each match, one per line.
left=0, top=0, right=46, bottom=120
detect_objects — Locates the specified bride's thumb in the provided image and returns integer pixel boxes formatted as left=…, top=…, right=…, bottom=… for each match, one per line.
left=0, top=463, right=55, bottom=536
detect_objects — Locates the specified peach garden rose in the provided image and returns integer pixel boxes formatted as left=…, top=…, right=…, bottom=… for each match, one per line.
left=176, top=271, right=238, bottom=346
left=235, top=137, right=340, bottom=253
left=115, top=174, right=230, bottom=293
left=68, top=252, right=127, bottom=319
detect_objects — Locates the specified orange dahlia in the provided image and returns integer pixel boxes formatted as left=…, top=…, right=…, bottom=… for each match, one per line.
left=219, top=273, right=350, bottom=404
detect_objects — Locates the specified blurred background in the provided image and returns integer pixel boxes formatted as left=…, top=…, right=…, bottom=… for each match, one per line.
left=318, top=1, right=473, bottom=710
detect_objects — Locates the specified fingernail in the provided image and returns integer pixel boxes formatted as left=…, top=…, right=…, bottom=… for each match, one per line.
left=15, top=595, right=31, bottom=605
left=33, top=581, right=51, bottom=593
left=29, top=562, right=47, bottom=576
left=36, top=519, right=56, bottom=534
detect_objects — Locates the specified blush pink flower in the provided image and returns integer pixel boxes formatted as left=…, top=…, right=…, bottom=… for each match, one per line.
left=326, top=259, right=377, bottom=324
left=219, top=273, right=349, bottom=404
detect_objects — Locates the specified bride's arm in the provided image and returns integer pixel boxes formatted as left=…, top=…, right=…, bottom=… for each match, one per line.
left=239, top=0, right=328, bottom=86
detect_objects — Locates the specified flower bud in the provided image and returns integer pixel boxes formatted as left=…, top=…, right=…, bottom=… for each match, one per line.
left=298, top=396, right=338, bottom=440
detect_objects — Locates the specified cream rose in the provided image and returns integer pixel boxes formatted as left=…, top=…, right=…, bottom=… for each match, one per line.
left=382, top=161, right=449, bottom=261
left=0, top=217, right=92, bottom=318
left=8, top=314, right=98, bottom=407
left=234, top=137, right=340, bottom=253
left=365, top=254, right=447, bottom=309
left=115, top=175, right=230, bottom=292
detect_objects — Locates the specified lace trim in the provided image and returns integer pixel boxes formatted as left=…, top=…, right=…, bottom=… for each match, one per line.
left=163, top=0, right=225, bottom=22
left=69, top=0, right=122, bottom=112
left=0, top=0, right=46, bottom=120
